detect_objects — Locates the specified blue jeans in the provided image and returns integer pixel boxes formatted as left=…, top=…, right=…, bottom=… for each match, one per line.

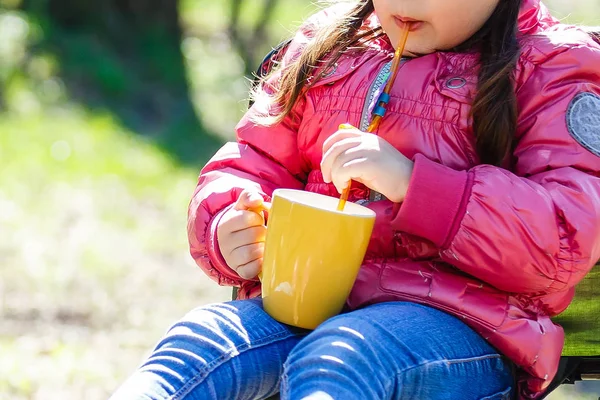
left=111, top=299, right=514, bottom=400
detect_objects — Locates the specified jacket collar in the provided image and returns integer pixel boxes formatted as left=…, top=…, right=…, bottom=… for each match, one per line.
left=519, top=0, right=559, bottom=34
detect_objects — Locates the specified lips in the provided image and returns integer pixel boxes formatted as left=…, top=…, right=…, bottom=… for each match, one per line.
left=393, top=16, right=424, bottom=32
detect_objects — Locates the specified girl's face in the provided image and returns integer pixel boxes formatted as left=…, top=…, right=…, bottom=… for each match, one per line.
left=373, top=0, right=501, bottom=56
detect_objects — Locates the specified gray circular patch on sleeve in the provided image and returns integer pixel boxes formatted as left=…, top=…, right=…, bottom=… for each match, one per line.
left=567, top=92, right=600, bottom=157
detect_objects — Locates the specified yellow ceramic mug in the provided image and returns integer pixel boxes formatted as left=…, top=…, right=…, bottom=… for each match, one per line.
left=260, top=188, right=376, bottom=329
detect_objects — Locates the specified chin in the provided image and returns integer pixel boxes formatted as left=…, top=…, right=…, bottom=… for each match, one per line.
left=403, top=46, right=434, bottom=58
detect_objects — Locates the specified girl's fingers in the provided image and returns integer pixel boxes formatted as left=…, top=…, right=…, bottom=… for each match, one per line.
left=322, top=128, right=362, bottom=155
left=329, top=149, right=358, bottom=192
left=236, top=258, right=263, bottom=280
left=228, top=225, right=267, bottom=249
left=331, top=156, right=368, bottom=194
left=321, top=137, right=361, bottom=183
left=222, top=209, right=265, bottom=233
left=234, top=189, right=265, bottom=211
left=229, top=242, right=265, bottom=271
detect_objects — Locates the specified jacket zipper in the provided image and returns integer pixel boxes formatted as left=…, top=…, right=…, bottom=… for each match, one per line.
left=360, top=60, right=405, bottom=201
left=359, top=61, right=393, bottom=131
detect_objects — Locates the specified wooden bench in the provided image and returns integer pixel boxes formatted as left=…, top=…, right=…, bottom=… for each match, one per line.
left=543, top=266, right=600, bottom=398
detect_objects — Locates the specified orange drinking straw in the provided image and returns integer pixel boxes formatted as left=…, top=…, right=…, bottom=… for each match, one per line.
left=336, top=26, right=410, bottom=211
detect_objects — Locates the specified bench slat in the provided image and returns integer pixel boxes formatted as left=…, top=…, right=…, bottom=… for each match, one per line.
left=552, top=267, right=600, bottom=357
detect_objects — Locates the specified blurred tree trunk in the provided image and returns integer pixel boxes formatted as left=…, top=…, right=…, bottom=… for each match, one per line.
left=44, top=0, right=180, bottom=36
left=229, top=0, right=280, bottom=77
left=19, top=0, right=221, bottom=165
left=27, top=0, right=182, bottom=52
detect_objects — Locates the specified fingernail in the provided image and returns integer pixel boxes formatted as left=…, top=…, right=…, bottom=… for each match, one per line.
left=339, top=123, right=355, bottom=130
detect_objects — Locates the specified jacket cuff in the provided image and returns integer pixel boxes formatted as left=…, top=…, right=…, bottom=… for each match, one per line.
left=392, top=154, right=473, bottom=248
left=206, top=204, right=243, bottom=284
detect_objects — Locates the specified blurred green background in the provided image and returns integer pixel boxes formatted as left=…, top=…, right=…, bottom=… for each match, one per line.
left=0, top=0, right=598, bottom=399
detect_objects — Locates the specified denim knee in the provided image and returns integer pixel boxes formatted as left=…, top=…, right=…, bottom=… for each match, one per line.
left=112, top=299, right=304, bottom=400
left=280, top=302, right=514, bottom=400
left=281, top=312, right=392, bottom=399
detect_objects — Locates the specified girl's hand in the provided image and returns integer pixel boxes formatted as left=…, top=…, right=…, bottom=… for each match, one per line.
left=217, top=189, right=270, bottom=279
left=321, top=124, right=414, bottom=203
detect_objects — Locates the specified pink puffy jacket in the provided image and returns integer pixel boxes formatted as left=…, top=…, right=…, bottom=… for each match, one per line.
left=188, top=1, right=600, bottom=398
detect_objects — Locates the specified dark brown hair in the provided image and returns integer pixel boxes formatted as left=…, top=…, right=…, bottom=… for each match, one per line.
left=467, top=0, right=522, bottom=165
left=252, top=1, right=382, bottom=123
left=583, top=26, right=600, bottom=44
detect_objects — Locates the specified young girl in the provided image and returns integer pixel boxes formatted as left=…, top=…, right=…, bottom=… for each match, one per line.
left=112, top=0, right=600, bottom=399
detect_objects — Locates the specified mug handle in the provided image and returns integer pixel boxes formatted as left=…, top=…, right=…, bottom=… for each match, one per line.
left=248, top=202, right=272, bottom=282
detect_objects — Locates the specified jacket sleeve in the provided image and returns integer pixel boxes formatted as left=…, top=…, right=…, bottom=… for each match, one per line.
left=187, top=26, right=314, bottom=287
left=392, top=43, right=600, bottom=294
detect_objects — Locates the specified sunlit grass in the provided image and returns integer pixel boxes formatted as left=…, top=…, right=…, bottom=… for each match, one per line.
left=0, top=107, right=228, bottom=399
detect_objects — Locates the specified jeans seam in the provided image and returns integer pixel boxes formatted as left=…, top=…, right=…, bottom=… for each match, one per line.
left=170, top=329, right=298, bottom=400
left=391, top=354, right=504, bottom=398
left=445, top=354, right=503, bottom=365
left=399, top=353, right=503, bottom=375
left=280, top=369, right=289, bottom=400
